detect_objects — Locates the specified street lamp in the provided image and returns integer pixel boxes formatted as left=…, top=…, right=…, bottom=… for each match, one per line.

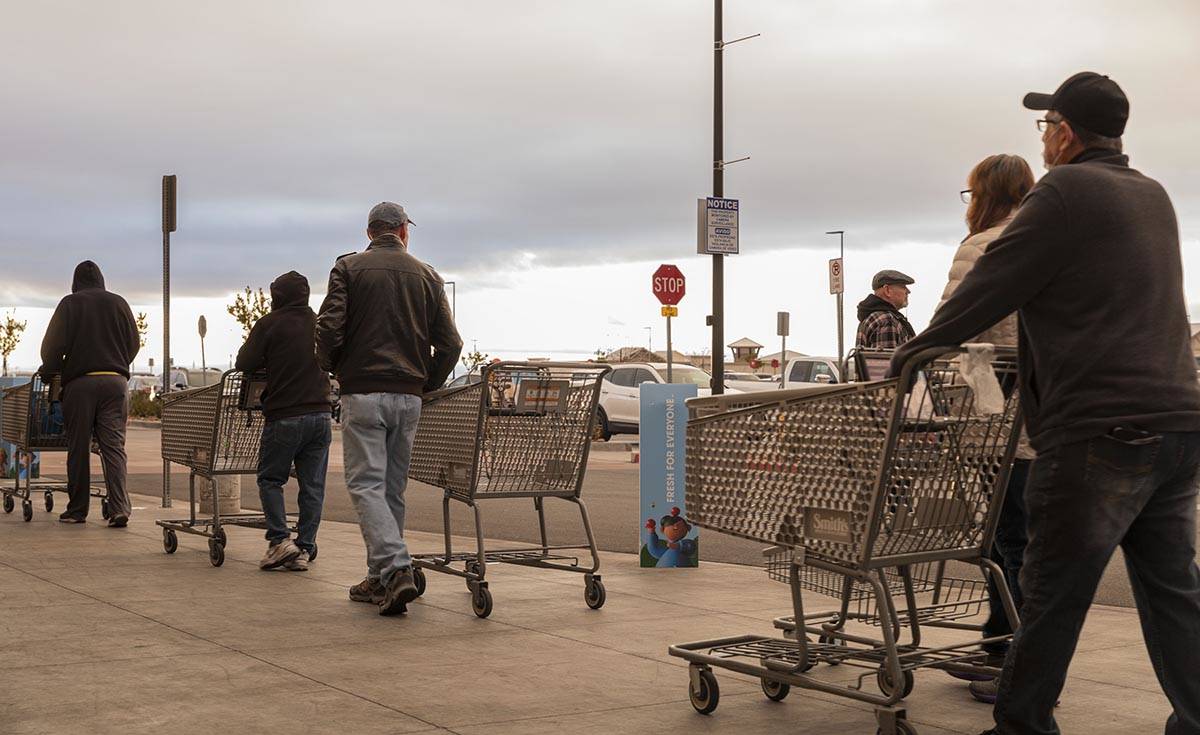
left=644, top=326, right=652, bottom=352
left=444, top=281, right=456, bottom=320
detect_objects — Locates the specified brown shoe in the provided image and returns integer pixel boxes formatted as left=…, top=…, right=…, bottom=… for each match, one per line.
left=379, top=568, right=418, bottom=616
left=349, top=577, right=384, bottom=604
left=107, top=515, right=129, bottom=528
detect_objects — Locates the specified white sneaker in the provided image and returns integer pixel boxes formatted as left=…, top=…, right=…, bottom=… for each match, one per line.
left=260, top=540, right=302, bottom=570
left=285, top=551, right=310, bottom=572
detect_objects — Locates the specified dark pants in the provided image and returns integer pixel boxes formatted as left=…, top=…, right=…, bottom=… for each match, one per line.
left=993, top=431, right=1200, bottom=735
left=982, top=458, right=1031, bottom=653
left=62, top=375, right=130, bottom=519
left=256, top=412, right=331, bottom=554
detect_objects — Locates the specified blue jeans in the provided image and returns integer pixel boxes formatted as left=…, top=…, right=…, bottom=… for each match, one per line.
left=982, top=458, right=1031, bottom=654
left=993, top=430, right=1200, bottom=735
left=256, top=412, right=331, bottom=554
left=341, top=393, right=422, bottom=586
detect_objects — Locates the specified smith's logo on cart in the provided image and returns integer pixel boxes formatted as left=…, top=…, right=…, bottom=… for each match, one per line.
left=804, top=509, right=853, bottom=543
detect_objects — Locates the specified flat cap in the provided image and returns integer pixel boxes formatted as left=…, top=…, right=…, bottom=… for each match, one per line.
left=367, top=201, right=415, bottom=229
left=872, top=269, right=914, bottom=290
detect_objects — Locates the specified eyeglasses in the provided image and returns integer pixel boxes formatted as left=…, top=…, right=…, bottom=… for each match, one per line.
left=960, top=189, right=972, bottom=204
left=1036, top=118, right=1061, bottom=133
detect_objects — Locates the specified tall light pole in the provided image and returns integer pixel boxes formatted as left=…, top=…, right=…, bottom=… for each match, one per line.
left=444, top=280, right=456, bottom=320
left=826, top=230, right=845, bottom=378
left=711, top=0, right=725, bottom=395
left=644, top=326, right=652, bottom=352
left=161, top=175, right=176, bottom=509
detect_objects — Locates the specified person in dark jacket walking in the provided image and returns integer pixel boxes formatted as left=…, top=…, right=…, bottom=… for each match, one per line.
left=855, top=270, right=916, bottom=349
left=891, top=72, right=1200, bottom=735
left=39, top=261, right=139, bottom=525
left=317, top=202, right=462, bottom=615
left=235, top=271, right=332, bottom=572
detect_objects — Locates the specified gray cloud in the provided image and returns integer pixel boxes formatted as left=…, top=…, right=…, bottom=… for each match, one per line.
left=1, top=1, right=1198, bottom=304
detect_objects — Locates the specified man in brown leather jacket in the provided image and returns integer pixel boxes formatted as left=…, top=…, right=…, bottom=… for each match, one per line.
left=317, top=202, right=462, bottom=615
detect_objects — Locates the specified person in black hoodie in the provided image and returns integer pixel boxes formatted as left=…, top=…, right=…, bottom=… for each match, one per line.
left=236, top=271, right=332, bottom=571
left=855, top=269, right=916, bottom=349
left=39, top=261, right=139, bottom=525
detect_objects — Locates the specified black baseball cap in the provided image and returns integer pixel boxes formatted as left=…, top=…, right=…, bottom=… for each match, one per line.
left=1022, top=72, right=1129, bottom=138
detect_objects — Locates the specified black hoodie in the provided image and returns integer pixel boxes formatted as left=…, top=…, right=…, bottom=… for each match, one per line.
left=235, top=271, right=331, bottom=421
left=855, top=293, right=915, bottom=346
left=39, top=261, right=140, bottom=383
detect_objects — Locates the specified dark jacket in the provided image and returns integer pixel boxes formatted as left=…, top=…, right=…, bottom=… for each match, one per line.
left=235, top=271, right=331, bottom=421
left=891, top=149, right=1200, bottom=451
left=39, top=261, right=139, bottom=384
left=316, top=234, right=462, bottom=395
left=855, top=294, right=915, bottom=349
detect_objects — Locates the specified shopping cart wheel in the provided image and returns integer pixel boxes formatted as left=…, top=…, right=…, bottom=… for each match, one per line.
left=688, top=666, right=720, bottom=715
left=162, top=528, right=178, bottom=554
left=760, top=677, right=790, bottom=702
left=819, top=632, right=841, bottom=665
left=584, top=577, right=606, bottom=609
left=471, top=584, right=493, bottom=618
left=44, top=492, right=54, bottom=513
left=3, top=494, right=13, bottom=514
left=876, top=666, right=915, bottom=699
left=208, top=539, right=225, bottom=567
left=213, top=527, right=228, bottom=548
left=413, top=568, right=427, bottom=597
left=876, top=718, right=918, bottom=735
left=22, top=502, right=33, bottom=522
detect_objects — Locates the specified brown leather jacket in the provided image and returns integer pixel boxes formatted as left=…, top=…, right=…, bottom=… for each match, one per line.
left=316, top=235, right=462, bottom=395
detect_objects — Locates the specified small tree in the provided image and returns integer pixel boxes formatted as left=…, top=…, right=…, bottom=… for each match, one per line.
left=227, top=286, right=270, bottom=339
left=593, top=348, right=609, bottom=363
left=0, top=310, right=26, bottom=376
left=461, top=349, right=489, bottom=374
left=135, top=312, right=150, bottom=349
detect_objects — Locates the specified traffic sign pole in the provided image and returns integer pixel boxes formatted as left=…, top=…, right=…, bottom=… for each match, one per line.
left=653, top=266, right=685, bottom=385
left=826, top=230, right=846, bottom=379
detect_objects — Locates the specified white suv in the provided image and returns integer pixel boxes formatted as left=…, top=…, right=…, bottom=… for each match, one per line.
left=596, top=363, right=737, bottom=440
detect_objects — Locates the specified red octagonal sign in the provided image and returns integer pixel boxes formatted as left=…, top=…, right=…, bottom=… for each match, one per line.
left=652, top=264, right=685, bottom=306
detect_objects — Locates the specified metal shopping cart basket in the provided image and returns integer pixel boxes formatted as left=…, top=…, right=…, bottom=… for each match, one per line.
left=1, top=374, right=109, bottom=522
left=156, top=370, right=302, bottom=567
left=408, top=361, right=610, bottom=618
left=667, top=346, right=1022, bottom=735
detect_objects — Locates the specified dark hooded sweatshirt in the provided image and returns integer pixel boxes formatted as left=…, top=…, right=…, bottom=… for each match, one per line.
left=855, top=293, right=915, bottom=349
left=235, top=271, right=332, bottom=421
left=40, top=261, right=140, bottom=384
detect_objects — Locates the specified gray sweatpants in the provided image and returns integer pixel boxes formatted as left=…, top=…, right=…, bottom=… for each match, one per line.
left=62, top=375, right=130, bottom=519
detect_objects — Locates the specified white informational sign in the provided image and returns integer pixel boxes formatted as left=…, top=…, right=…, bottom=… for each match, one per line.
left=829, top=257, right=844, bottom=295
left=696, top=197, right=740, bottom=254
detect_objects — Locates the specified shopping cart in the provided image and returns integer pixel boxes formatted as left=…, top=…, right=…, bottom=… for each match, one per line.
left=668, top=346, right=1022, bottom=735
left=1, top=374, right=109, bottom=522
left=408, top=361, right=610, bottom=618
left=156, top=370, right=303, bottom=567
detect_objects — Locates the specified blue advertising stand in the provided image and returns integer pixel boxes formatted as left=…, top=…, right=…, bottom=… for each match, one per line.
left=639, top=383, right=698, bottom=567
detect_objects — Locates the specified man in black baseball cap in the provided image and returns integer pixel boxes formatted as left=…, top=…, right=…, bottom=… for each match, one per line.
left=889, top=73, right=1200, bottom=735
left=1023, top=71, right=1129, bottom=170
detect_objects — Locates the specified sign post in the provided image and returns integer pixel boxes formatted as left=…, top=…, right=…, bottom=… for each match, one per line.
left=198, top=315, right=208, bottom=386
left=162, top=174, right=176, bottom=509
left=826, top=230, right=846, bottom=379
left=777, top=311, right=789, bottom=387
left=652, top=264, right=685, bottom=383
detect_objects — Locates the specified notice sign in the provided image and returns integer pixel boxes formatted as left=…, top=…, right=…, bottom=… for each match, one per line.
left=829, top=257, right=844, bottom=294
left=696, top=197, right=740, bottom=255
left=516, top=379, right=570, bottom=414
left=639, top=383, right=699, bottom=567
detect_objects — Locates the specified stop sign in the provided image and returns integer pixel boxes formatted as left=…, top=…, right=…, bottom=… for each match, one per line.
left=652, top=264, right=685, bottom=306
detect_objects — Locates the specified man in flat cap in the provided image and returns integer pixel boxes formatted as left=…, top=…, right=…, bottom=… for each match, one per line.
left=855, top=269, right=916, bottom=350
left=890, top=73, right=1200, bottom=735
left=317, top=202, right=462, bottom=616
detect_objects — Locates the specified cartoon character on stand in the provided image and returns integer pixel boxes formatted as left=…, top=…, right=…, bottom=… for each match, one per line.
left=643, top=507, right=699, bottom=567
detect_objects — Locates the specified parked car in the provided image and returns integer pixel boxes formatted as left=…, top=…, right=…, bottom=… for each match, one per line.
left=446, top=373, right=484, bottom=389
left=781, top=356, right=843, bottom=388
left=596, top=363, right=741, bottom=440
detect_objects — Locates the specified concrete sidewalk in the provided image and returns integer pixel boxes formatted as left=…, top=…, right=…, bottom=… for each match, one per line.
left=0, top=492, right=1176, bottom=735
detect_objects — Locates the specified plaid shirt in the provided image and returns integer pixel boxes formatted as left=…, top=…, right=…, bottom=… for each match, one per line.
left=856, top=310, right=915, bottom=350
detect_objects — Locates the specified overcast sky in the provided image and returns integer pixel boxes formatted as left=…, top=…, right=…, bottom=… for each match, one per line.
left=2, top=1, right=1198, bottom=371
